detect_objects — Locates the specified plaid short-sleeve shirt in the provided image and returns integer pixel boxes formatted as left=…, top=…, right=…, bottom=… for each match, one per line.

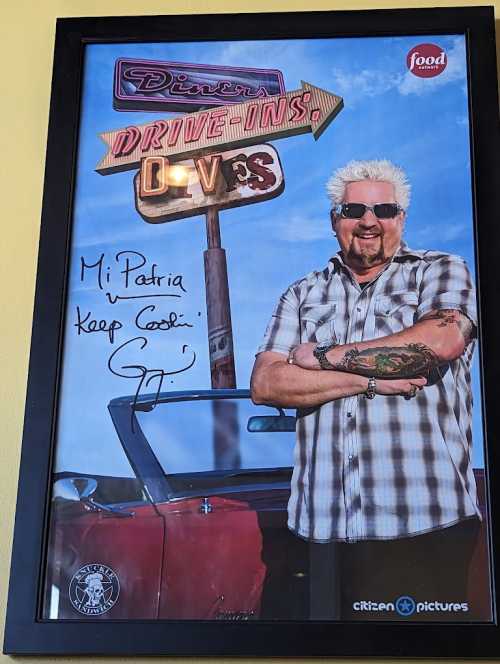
left=257, top=242, right=481, bottom=542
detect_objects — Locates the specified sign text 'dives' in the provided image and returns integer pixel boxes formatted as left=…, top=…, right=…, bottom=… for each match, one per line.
left=134, top=144, right=284, bottom=223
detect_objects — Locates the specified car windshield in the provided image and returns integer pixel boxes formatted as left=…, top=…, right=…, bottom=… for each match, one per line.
left=135, top=397, right=295, bottom=475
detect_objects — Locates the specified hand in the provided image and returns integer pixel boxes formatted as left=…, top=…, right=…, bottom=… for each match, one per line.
left=288, top=343, right=320, bottom=370
left=375, top=376, right=427, bottom=397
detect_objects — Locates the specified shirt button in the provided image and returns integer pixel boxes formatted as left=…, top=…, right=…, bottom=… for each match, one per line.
left=348, top=454, right=354, bottom=461
left=347, top=411, right=352, bottom=417
left=356, top=307, right=362, bottom=312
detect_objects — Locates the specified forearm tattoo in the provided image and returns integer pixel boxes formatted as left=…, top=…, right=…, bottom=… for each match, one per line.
left=333, top=343, right=439, bottom=378
left=421, top=309, right=475, bottom=345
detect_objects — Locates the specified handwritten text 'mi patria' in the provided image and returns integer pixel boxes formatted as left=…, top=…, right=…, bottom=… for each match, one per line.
left=80, top=250, right=186, bottom=303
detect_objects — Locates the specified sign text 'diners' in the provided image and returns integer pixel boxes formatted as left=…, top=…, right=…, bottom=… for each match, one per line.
left=134, top=144, right=284, bottom=223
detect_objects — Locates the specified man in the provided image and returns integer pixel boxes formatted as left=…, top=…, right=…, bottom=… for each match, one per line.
left=251, top=159, right=481, bottom=620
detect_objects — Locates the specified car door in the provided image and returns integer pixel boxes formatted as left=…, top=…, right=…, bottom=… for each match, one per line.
left=45, top=486, right=165, bottom=619
left=157, top=495, right=266, bottom=619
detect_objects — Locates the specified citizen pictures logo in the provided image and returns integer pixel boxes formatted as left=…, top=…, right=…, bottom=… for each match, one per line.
left=395, top=595, right=416, bottom=616
left=353, top=595, right=469, bottom=616
left=69, top=563, right=120, bottom=615
left=407, top=44, right=447, bottom=78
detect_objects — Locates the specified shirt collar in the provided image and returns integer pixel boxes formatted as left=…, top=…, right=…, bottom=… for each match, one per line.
left=393, top=240, right=425, bottom=261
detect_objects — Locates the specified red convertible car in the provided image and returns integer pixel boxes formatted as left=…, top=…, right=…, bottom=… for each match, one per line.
left=43, top=389, right=491, bottom=621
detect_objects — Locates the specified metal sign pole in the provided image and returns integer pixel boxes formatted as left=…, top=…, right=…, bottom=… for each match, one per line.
left=204, top=205, right=240, bottom=470
left=204, top=206, right=236, bottom=389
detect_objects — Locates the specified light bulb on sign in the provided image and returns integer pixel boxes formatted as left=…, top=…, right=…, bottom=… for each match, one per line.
left=167, top=164, right=192, bottom=199
left=168, top=165, right=189, bottom=187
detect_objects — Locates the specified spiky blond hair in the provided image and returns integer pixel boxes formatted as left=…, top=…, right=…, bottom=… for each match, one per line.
left=326, top=159, right=411, bottom=210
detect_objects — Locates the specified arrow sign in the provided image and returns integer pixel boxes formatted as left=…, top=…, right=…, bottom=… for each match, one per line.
left=96, top=81, right=343, bottom=175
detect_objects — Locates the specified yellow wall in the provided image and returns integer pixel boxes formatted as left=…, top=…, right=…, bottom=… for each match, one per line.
left=1, top=1, right=499, bottom=662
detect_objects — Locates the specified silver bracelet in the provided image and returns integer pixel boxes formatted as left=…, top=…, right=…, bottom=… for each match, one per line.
left=365, top=376, right=376, bottom=399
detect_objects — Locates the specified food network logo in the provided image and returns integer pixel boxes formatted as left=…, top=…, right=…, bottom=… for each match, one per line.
left=353, top=596, right=469, bottom=616
left=406, top=43, right=447, bottom=79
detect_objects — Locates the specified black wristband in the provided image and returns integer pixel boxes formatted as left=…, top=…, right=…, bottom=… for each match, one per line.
left=313, top=341, right=337, bottom=370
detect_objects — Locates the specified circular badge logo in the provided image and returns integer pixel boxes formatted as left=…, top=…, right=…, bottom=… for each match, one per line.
left=69, top=563, right=120, bottom=615
left=395, top=595, right=416, bottom=617
left=407, top=44, right=447, bottom=78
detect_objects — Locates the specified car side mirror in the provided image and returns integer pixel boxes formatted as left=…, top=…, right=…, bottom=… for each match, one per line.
left=53, top=477, right=98, bottom=502
left=247, top=415, right=296, bottom=433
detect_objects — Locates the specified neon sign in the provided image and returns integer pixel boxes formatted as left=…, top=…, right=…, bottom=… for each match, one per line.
left=114, top=58, right=285, bottom=112
left=97, top=82, right=343, bottom=175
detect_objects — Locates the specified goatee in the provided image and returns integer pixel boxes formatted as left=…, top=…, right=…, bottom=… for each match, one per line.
left=347, top=238, right=387, bottom=267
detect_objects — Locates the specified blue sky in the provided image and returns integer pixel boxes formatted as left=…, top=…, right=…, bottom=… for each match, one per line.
left=54, top=35, right=484, bottom=475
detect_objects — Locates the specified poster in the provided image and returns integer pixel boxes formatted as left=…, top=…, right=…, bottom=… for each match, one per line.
left=42, top=33, right=491, bottom=623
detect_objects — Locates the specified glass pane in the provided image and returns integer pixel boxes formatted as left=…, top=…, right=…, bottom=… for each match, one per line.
left=136, top=398, right=295, bottom=474
left=37, top=31, right=493, bottom=626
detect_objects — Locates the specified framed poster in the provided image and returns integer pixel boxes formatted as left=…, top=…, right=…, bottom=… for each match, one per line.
left=4, top=6, right=500, bottom=657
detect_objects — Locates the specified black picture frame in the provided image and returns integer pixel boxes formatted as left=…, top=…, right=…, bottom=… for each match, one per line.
left=4, top=6, right=500, bottom=657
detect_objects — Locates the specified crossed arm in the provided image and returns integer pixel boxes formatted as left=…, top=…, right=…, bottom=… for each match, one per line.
left=251, top=309, right=475, bottom=409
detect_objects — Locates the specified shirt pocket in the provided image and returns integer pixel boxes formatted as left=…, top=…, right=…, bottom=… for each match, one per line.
left=300, top=303, right=337, bottom=343
left=374, top=290, right=419, bottom=333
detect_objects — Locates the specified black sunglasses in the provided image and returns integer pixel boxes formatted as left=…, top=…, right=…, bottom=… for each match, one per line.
left=335, top=202, right=403, bottom=219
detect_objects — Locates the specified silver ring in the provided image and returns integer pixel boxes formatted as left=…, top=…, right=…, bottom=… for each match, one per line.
left=287, top=346, right=298, bottom=365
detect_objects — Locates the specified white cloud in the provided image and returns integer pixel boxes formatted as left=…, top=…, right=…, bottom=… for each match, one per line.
left=77, top=190, right=133, bottom=212
left=275, top=214, right=333, bottom=242
left=409, top=222, right=468, bottom=245
left=329, top=37, right=467, bottom=103
left=73, top=215, right=171, bottom=249
left=397, top=38, right=466, bottom=96
left=330, top=68, right=402, bottom=105
left=210, top=40, right=312, bottom=89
